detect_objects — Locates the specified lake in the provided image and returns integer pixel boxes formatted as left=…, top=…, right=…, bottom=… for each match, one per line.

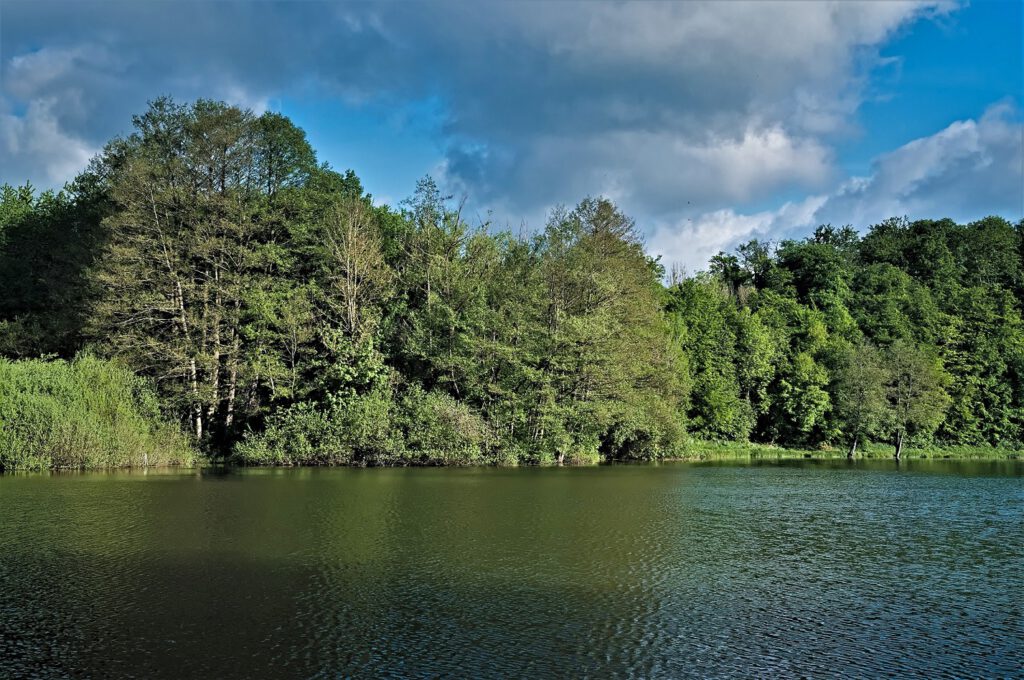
left=1, top=460, right=1021, bottom=678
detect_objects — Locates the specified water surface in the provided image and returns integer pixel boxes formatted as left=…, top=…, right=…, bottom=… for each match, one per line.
left=2, top=460, right=1022, bottom=678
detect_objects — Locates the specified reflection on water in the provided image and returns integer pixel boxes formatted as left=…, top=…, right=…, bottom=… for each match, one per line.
left=1, top=460, right=1022, bottom=678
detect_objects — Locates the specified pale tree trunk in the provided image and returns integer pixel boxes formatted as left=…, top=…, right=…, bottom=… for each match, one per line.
left=848, top=438, right=858, bottom=459
left=894, top=430, right=905, bottom=460
left=172, top=277, right=203, bottom=441
left=346, top=216, right=359, bottom=335
left=224, top=302, right=241, bottom=429
left=190, top=357, right=203, bottom=440
left=224, top=360, right=239, bottom=429
left=205, top=271, right=222, bottom=431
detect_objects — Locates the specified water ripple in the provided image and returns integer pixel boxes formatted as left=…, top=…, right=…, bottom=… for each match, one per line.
left=0, top=461, right=1021, bottom=678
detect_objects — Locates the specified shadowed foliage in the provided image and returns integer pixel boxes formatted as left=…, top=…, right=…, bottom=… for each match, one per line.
left=0, top=99, right=1021, bottom=467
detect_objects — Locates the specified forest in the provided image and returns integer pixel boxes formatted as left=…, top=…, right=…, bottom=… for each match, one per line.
left=1, top=98, right=1022, bottom=469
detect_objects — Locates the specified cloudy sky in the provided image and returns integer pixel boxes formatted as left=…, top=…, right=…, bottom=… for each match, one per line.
left=2, top=0, right=1021, bottom=270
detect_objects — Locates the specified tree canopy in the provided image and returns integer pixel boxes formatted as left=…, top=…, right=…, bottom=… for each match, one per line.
left=1, top=98, right=1021, bottom=466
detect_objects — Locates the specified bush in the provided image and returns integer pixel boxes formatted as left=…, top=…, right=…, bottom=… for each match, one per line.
left=0, top=355, right=195, bottom=470
left=234, top=385, right=491, bottom=466
left=234, top=389, right=399, bottom=465
left=398, top=387, right=488, bottom=465
left=601, top=398, right=687, bottom=461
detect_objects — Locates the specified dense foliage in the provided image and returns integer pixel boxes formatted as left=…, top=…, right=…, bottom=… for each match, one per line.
left=681, top=221, right=1023, bottom=456
left=0, top=355, right=193, bottom=470
left=0, top=98, right=1020, bottom=467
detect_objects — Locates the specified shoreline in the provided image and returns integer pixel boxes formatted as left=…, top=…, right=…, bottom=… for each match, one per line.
left=2, top=444, right=1021, bottom=473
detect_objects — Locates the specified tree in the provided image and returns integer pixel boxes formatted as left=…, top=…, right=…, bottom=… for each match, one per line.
left=86, top=98, right=324, bottom=447
left=666, top=277, right=750, bottom=440
left=834, top=343, right=889, bottom=457
left=0, top=181, right=106, bottom=357
left=320, top=196, right=393, bottom=340
left=885, top=340, right=951, bottom=459
left=709, top=252, right=751, bottom=297
left=6, top=95, right=1023, bottom=464
left=535, top=198, right=686, bottom=462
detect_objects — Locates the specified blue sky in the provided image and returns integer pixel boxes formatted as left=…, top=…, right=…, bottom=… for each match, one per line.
left=2, top=0, right=1021, bottom=270
left=844, top=0, right=1022, bottom=173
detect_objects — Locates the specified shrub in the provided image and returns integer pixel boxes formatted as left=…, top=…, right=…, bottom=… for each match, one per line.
left=601, top=398, right=687, bottom=461
left=398, top=387, right=488, bottom=465
left=234, top=389, right=399, bottom=465
left=0, top=355, right=195, bottom=470
left=235, top=385, right=491, bottom=466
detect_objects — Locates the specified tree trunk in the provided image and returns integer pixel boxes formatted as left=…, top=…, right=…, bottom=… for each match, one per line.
left=207, top=332, right=221, bottom=431
left=190, top=357, right=203, bottom=440
left=206, top=275, right=222, bottom=431
left=224, top=365, right=238, bottom=429
left=848, top=438, right=858, bottom=459
left=894, top=430, right=904, bottom=460
left=224, top=302, right=241, bottom=429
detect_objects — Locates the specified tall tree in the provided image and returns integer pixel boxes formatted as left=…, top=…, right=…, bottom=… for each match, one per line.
left=834, top=343, right=889, bottom=457
left=320, top=196, right=393, bottom=340
left=885, top=340, right=951, bottom=459
left=87, top=98, right=323, bottom=446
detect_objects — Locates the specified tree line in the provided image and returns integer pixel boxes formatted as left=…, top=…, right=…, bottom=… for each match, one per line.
left=1, top=98, right=1021, bottom=466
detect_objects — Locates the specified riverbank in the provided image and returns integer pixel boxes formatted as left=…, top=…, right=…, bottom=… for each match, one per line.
left=1, top=357, right=1018, bottom=472
left=675, top=441, right=1024, bottom=461
left=3, top=440, right=1022, bottom=472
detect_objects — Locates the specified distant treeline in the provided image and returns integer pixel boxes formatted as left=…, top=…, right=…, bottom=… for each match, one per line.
left=1, top=98, right=1021, bottom=468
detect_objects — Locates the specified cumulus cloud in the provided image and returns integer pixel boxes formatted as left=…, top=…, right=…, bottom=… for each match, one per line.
left=1, top=97, right=96, bottom=186
left=2, top=0, right=951, bottom=208
left=5, top=0, right=1016, bottom=287
left=819, top=101, right=1024, bottom=226
left=0, top=44, right=119, bottom=187
left=417, top=0, right=954, bottom=216
left=650, top=103, right=1024, bottom=272
left=649, top=196, right=829, bottom=274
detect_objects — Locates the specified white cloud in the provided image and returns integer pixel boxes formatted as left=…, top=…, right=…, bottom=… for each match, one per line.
left=426, top=1, right=954, bottom=217
left=8, top=1, right=1008, bottom=283
left=2, top=0, right=954, bottom=211
left=6, top=44, right=112, bottom=91
left=649, top=103, right=1024, bottom=272
left=649, top=196, right=827, bottom=273
left=0, top=40, right=273, bottom=188
left=0, top=97, right=96, bottom=186
left=821, top=101, right=1024, bottom=226
left=456, top=124, right=834, bottom=221
left=219, top=84, right=270, bottom=116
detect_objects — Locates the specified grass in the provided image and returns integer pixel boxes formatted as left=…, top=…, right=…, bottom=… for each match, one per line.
left=675, top=440, right=1023, bottom=461
left=0, top=355, right=196, bottom=470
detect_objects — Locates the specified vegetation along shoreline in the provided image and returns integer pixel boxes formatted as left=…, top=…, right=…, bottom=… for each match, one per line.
left=2, top=98, right=1023, bottom=471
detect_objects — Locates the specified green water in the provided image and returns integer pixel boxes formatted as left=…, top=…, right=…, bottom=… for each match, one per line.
left=1, top=460, right=1021, bottom=678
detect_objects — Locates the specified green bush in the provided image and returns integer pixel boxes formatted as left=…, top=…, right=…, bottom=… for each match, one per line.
left=234, top=389, right=400, bottom=466
left=398, top=387, right=488, bottom=465
left=235, top=384, right=494, bottom=466
left=0, top=355, right=195, bottom=470
left=601, top=397, right=687, bottom=461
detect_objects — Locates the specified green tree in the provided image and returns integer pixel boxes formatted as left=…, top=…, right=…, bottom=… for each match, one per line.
left=666, top=277, right=749, bottom=440
left=885, top=340, right=951, bottom=459
left=86, top=98, right=327, bottom=447
left=0, top=181, right=106, bottom=357
left=834, top=343, right=889, bottom=457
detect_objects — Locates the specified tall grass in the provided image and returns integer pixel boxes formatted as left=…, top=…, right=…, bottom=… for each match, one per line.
left=0, top=355, right=195, bottom=470
left=676, top=440, right=1023, bottom=461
